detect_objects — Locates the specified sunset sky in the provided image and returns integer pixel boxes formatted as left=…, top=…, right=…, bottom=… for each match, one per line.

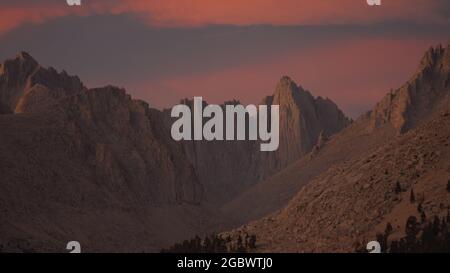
left=0, top=0, right=449, bottom=117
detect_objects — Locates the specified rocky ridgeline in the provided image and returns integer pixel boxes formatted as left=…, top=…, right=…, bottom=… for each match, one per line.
left=178, top=76, right=350, bottom=204
left=0, top=51, right=85, bottom=113
left=0, top=51, right=350, bottom=251
left=226, top=43, right=450, bottom=252
left=369, top=43, right=450, bottom=133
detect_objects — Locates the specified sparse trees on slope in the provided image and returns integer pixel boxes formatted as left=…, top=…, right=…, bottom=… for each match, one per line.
left=410, top=188, right=416, bottom=203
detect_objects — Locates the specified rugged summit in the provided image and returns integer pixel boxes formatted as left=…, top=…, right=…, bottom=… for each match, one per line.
left=228, top=103, right=450, bottom=252
left=370, top=44, right=450, bottom=133
left=0, top=52, right=350, bottom=251
left=260, top=76, right=351, bottom=170
left=179, top=76, right=350, bottom=205
left=224, top=43, right=450, bottom=252
left=0, top=54, right=212, bottom=252
left=0, top=52, right=85, bottom=113
left=222, top=43, right=450, bottom=224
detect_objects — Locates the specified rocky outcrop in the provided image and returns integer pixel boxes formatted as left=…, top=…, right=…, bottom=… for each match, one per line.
left=370, top=44, right=450, bottom=133
left=0, top=51, right=352, bottom=210
left=178, top=76, right=351, bottom=205
left=0, top=51, right=358, bottom=251
left=0, top=53, right=211, bottom=252
left=260, top=76, right=351, bottom=171
left=229, top=103, right=450, bottom=252
left=224, top=43, right=450, bottom=252
left=0, top=52, right=202, bottom=205
left=0, top=52, right=85, bottom=114
left=56, top=86, right=204, bottom=205
left=222, top=42, right=450, bottom=226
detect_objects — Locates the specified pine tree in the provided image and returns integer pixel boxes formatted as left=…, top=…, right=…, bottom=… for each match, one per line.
left=376, top=233, right=387, bottom=252
left=248, top=235, right=257, bottom=249
left=417, top=203, right=423, bottom=213
left=432, top=216, right=441, bottom=236
left=405, top=216, right=419, bottom=238
left=244, top=233, right=250, bottom=249
left=395, top=181, right=402, bottom=194
left=420, top=222, right=434, bottom=251
left=203, top=237, right=212, bottom=252
left=390, top=240, right=399, bottom=253
left=410, top=188, right=415, bottom=203
left=385, top=222, right=393, bottom=236
left=382, top=214, right=450, bottom=253
left=192, top=235, right=201, bottom=252
left=236, top=235, right=246, bottom=253
left=421, top=211, right=427, bottom=224
left=442, top=218, right=447, bottom=231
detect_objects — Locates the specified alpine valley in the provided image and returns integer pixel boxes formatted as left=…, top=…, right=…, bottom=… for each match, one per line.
left=0, top=41, right=449, bottom=253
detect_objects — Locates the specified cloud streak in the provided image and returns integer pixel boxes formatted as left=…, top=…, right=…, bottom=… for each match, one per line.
left=0, top=1, right=447, bottom=118
left=128, top=36, right=439, bottom=118
left=0, top=0, right=448, bottom=34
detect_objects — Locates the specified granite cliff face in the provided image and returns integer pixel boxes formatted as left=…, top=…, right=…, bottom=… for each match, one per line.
left=0, top=52, right=350, bottom=251
left=222, top=43, right=450, bottom=224
left=370, top=44, right=450, bottom=133
left=228, top=103, right=450, bottom=252
left=224, top=43, right=450, bottom=252
left=260, top=76, right=351, bottom=171
left=0, top=53, right=202, bottom=205
left=180, top=76, right=350, bottom=204
left=0, top=53, right=211, bottom=252
left=0, top=52, right=85, bottom=114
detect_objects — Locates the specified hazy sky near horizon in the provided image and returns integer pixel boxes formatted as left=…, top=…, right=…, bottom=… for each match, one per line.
left=0, top=0, right=449, bottom=118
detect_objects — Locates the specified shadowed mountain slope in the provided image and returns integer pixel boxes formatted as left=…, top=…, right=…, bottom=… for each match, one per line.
left=223, top=42, right=450, bottom=252
left=0, top=52, right=349, bottom=252
left=223, top=42, right=450, bottom=225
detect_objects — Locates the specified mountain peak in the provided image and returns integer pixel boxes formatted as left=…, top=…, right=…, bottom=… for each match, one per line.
left=1, top=51, right=39, bottom=76
left=272, top=76, right=304, bottom=106
left=418, top=44, right=446, bottom=72
left=275, top=76, right=298, bottom=92
left=278, top=75, right=295, bottom=84
left=0, top=52, right=85, bottom=114
left=16, top=51, right=34, bottom=60
left=370, top=42, right=450, bottom=133
left=13, top=51, right=39, bottom=68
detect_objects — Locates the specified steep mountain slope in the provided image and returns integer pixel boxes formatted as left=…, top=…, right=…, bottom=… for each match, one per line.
left=181, top=77, right=350, bottom=204
left=0, top=54, right=218, bottom=252
left=222, top=114, right=395, bottom=223
left=0, top=52, right=85, bottom=114
left=222, top=42, right=450, bottom=252
left=0, top=52, right=350, bottom=252
left=227, top=103, right=450, bottom=252
left=370, top=44, right=449, bottom=133
left=223, top=43, right=450, bottom=224
left=260, top=76, right=351, bottom=170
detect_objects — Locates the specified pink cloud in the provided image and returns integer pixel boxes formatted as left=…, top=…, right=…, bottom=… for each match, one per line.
left=115, top=0, right=448, bottom=26
left=124, top=36, right=443, bottom=117
left=0, top=0, right=447, bottom=34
